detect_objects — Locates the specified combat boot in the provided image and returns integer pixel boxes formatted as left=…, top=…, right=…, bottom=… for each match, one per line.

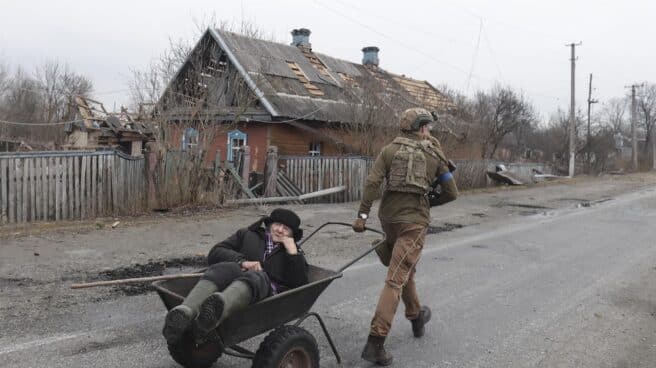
left=195, top=280, right=252, bottom=339
left=163, top=279, right=218, bottom=345
left=411, top=305, right=432, bottom=338
left=361, top=334, right=393, bottom=366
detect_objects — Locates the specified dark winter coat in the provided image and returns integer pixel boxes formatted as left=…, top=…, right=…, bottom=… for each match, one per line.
left=207, top=220, right=309, bottom=289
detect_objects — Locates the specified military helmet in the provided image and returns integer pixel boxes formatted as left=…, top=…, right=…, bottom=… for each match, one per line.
left=399, top=107, right=435, bottom=132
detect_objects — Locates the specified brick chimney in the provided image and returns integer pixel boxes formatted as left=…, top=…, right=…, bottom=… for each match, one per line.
left=362, top=46, right=379, bottom=67
left=291, top=28, right=312, bottom=49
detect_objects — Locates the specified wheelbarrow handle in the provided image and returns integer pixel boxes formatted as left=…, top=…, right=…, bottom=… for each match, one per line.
left=338, top=236, right=385, bottom=273
left=296, top=221, right=385, bottom=273
left=298, top=222, right=383, bottom=246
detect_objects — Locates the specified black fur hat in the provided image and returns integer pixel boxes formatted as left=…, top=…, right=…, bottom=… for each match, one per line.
left=263, top=208, right=303, bottom=241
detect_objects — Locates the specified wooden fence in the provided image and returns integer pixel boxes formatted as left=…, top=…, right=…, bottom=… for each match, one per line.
left=0, top=151, right=145, bottom=224
left=280, top=155, right=374, bottom=203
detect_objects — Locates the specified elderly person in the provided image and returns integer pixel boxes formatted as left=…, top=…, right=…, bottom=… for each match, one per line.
left=163, top=208, right=308, bottom=345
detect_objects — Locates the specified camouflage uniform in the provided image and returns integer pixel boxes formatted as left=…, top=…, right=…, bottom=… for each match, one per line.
left=357, top=108, right=458, bottom=338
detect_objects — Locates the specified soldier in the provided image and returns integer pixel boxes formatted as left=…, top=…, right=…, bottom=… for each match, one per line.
left=352, top=107, right=458, bottom=365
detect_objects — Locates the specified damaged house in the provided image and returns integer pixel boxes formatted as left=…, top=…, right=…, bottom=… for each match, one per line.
left=157, top=27, right=454, bottom=171
left=65, top=96, right=155, bottom=156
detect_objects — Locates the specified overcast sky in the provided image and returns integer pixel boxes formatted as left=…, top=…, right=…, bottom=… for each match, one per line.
left=1, top=0, right=654, bottom=120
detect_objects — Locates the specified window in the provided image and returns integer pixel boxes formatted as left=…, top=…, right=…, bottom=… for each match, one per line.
left=309, top=141, right=321, bottom=156
left=182, top=128, right=198, bottom=151
left=227, top=130, right=247, bottom=162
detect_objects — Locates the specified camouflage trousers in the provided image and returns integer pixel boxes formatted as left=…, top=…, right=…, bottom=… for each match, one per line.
left=370, top=221, right=426, bottom=337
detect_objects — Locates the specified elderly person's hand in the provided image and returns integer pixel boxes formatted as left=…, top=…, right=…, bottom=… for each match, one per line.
left=240, top=261, right=262, bottom=271
left=280, top=236, right=298, bottom=255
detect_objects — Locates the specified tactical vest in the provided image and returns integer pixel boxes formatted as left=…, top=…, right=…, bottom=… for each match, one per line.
left=387, top=137, right=439, bottom=195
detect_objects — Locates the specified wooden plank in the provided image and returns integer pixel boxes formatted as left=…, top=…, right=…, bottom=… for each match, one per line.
left=22, top=159, right=28, bottom=223
left=98, top=155, right=104, bottom=216
left=41, top=157, right=47, bottom=220
left=303, top=159, right=308, bottom=196
left=118, top=156, right=124, bottom=214
left=91, top=155, right=97, bottom=217
left=67, top=157, right=74, bottom=219
left=46, top=157, right=52, bottom=220
left=29, top=158, right=36, bottom=221
left=61, top=157, right=68, bottom=221
left=15, top=159, right=21, bottom=223
left=319, top=158, right=324, bottom=192
left=35, top=158, right=41, bottom=221
left=54, top=156, right=60, bottom=222
left=112, top=155, right=118, bottom=216
left=72, top=155, right=78, bottom=219
left=328, top=159, right=334, bottom=203
left=80, top=155, right=87, bottom=219
left=0, top=159, right=7, bottom=224
left=129, top=161, right=135, bottom=214
left=104, top=155, right=111, bottom=215
left=338, top=159, right=343, bottom=202
left=8, top=159, right=15, bottom=223
left=129, top=161, right=134, bottom=214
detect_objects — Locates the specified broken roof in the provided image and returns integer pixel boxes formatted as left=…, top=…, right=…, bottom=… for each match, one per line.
left=164, top=28, right=454, bottom=124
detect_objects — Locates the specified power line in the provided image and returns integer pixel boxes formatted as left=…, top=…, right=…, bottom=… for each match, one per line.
left=312, top=0, right=477, bottom=78
left=481, top=22, right=503, bottom=80
left=465, top=19, right=483, bottom=93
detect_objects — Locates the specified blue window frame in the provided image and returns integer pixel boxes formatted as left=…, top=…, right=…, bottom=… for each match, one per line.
left=182, top=127, right=198, bottom=151
left=227, top=130, right=247, bottom=162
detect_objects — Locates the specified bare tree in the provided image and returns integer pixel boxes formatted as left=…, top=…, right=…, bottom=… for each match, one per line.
left=472, top=85, right=537, bottom=159
left=600, top=97, right=628, bottom=134
left=2, top=67, right=42, bottom=123
left=36, top=61, right=93, bottom=122
left=636, top=83, right=656, bottom=161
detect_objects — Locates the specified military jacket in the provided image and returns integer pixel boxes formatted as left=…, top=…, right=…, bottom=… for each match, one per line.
left=358, top=133, right=454, bottom=226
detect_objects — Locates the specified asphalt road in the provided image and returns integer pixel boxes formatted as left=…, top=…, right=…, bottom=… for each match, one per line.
left=2, top=186, right=656, bottom=367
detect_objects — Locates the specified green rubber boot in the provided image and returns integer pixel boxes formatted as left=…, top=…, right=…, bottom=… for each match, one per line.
left=163, top=279, right=218, bottom=345
left=195, top=280, right=252, bottom=339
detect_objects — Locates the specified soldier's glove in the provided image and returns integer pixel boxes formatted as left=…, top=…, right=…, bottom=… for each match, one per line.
left=447, top=160, right=457, bottom=173
left=352, top=218, right=367, bottom=233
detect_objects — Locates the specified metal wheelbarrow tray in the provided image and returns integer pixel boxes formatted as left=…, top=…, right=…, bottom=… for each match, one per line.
left=153, top=222, right=384, bottom=368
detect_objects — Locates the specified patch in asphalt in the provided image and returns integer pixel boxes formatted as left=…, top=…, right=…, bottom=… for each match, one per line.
left=68, top=334, right=142, bottom=356
left=426, top=223, right=464, bottom=234
left=499, top=202, right=553, bottom=210
left=0, top=277, right=46, bottom=287
left=85, top=256, right=206, bottom=296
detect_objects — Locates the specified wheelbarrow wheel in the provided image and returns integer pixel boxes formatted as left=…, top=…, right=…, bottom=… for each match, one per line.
left=252, top=325, right=319, bottom=368
left=167, top=331, right=223, bottom=368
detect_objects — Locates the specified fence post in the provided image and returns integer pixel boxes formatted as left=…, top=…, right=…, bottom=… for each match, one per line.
left=241, top=146, right=251, bottom=185
left=264, top=146, right=278, bottom=197
left=214, top=150, right=222, bottom=175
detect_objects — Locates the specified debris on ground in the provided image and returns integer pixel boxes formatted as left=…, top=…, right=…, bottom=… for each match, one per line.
left=487, top=164, right=524, bottom=185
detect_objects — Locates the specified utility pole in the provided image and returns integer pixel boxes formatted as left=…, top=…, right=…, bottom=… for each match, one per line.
left=625, top=83, right=644, bottom=171
left=586, top=73, right=598, bottom=173
left=566, top=42, right=581, bottom=177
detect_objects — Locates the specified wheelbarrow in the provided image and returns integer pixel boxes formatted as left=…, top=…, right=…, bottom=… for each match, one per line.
left=152, top=222, right=384, bottom=368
